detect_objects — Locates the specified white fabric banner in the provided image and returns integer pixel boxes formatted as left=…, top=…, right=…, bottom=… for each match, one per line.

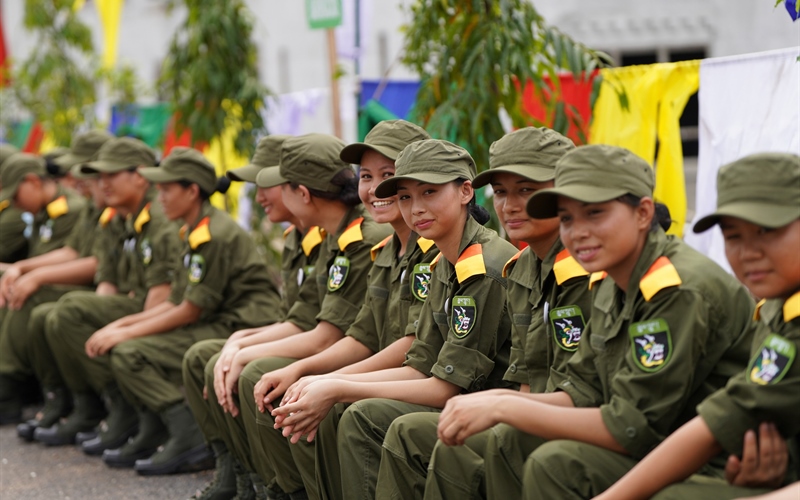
left=685, top=47, right=800, bottom=272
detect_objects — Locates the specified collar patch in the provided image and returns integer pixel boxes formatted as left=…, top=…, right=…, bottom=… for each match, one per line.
left=639, top=256, right=682, bottom=301
left=46, top=196, right=69, bottom=219
left=302, top=226, right=324, bottom=256
left=188, top=216, right=211, bottom=250
left=338, top=217, right=364, bottom=252
left=455, top=244, right=486, bottom=283
left=553, top=249, right=589, bottom=285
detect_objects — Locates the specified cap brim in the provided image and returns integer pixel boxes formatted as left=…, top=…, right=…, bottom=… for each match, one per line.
left=693, top=202, right=800, bottom=233
left=0, top=183, right=19, bottom=203
left=82, top=160, right=132, bottom=174
left=339, top=143, right=400, bottom=164
left=138, top=167, right=183, bottom=184
left=53, top=153, right=90, bottom=170
left=526, top=185, right=628, bottom=219
left=70, top=164, right=96, bottom=180
left=227, top=164, right=266, bottom=183
left=255, top=167, right=288, bottom=188
left=375, top=172, right=462, bottom=198
left=473, top=165, right=556, bottom=189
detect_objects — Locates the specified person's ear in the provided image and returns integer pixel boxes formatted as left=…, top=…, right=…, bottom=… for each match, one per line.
left=297, top=185, right=312, bottom=204
left=637, top=197, right=656, bottom=231
left=459, top=180, right=474, bottom=206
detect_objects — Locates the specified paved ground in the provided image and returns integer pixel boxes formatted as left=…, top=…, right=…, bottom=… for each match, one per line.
left=0, top=409, right=212, bottom=500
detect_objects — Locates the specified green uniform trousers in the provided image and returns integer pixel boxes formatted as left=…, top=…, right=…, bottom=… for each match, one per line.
left=0, top=286, right=76, bottom=388
left=424, top=428, right=490, bottom=500
left=238, top=357, right=295, bottom=487
left=111, top=322, right=229, bottom=413
left=46, top=292, right=142, bottom=394
left=322, top=398, right=440, bottom=500
left=651, top=477, right=770, bottom=500
left=183, top=338, right=227, bottom=445
left=377, top=411, right=441, bottom=500
left=315, top=403, right=350, bottom=500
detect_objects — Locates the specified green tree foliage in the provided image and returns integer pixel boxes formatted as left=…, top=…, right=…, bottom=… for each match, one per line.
left=402, top=0, right=615, bottom=166
left=159, top=0, right=269, bottom=159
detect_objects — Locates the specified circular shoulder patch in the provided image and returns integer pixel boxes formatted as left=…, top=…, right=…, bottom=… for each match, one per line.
left=411, top=263, right=432, bottom=302
left=140, top=238, right=153, bottom=266
left=748, top=333, right=795, bottom=385
left=451, top=296, right=477, bottom=338
left=549, top=305, right=585, bottom=352
left=628, top=318, right=672, bottom=372
left=327, top=256, right=350, bottom=292
left=188, top=253, right=206, bottom=284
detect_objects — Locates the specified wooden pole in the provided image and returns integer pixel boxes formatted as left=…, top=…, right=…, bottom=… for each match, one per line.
left=326, top=28, right=343, bottom=138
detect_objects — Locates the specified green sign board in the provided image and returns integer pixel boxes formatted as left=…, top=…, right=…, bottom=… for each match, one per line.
left=306, top=0, right=343, bottom=29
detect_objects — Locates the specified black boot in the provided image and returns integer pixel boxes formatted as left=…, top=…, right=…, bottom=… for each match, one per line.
left=33, top=392, right=106, bottom=446
left=82, top=385, right=139, bottom=455
left=103, top=408, right=168, bottom=468
left=134, top=403, right=213, bottom=476
left=16, top=386, right=72, bottom=441
left=0, top=375, right=22, bottom=425
left=189, top=441, right=237, bottom=500
left=230, top=459, right=256, bottom=500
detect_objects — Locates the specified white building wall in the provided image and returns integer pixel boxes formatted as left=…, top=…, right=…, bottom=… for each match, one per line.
left=2, top=0, right=798, bottom=141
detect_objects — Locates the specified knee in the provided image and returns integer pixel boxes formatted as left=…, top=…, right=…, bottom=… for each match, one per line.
left=110, top=343, right=143, bottom=377
left=183, top=341, right=212, bottom=378
left=384, top=413, right=437, bottom=456
left=524, top=440, right=586, bottom=492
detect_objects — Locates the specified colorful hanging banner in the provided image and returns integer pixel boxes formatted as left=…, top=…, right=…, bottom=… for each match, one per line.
left=95, top=0, right=125, bottom=68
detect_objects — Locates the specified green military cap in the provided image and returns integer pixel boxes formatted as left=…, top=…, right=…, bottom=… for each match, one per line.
left=339, top=119, right=431, bottom=164
left=279, top=133, right=351, bottom=193
left=42, top=147, right=70, bottom=163
left=375, top=139, right=477, bottom=198
left=473, top=127, right=576, bottom=188
left=255, top=167, right=286, bottom=189
left=53, top=130, right=115, bottom=172
left=0, top=153, right=47, bottom=202
left=82, top=137, right=157, bottom=174
left=526, top=144, right=654, bottom=219
left=0, top=143, right=20, bottom=172
left=228, top=134, right=291, bottom=183
left=139, top=147, right=217, bottom=194
left=693, top=152, right=800, bottom=233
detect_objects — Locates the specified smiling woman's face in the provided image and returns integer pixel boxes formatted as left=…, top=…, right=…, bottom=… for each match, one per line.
left=396, top=179, right=469, bottom=242
left=358, top=150, right=402, bottom=225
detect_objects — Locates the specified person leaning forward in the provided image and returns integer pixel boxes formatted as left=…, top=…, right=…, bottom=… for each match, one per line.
left=0, top=143, right=27, bottom=263
left=35, top=138, right=180, bottom=452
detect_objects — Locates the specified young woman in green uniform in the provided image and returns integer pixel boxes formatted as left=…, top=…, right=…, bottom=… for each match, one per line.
left=182, top=134, right=323, bottom=499
left=373, top=127, right=593, bottom=499
left=596, top=152, right=800, bottom=500
left=84, top=147, right=282, bottom=476
left=270, top=139, right=518, bottom=500
left=237, top=119, right=436, bottom=499
left=0, top=143, right=28, bottom=264
left=427, top=144, right=758, bottom=500
left=195, top=133, right=391, bottom=498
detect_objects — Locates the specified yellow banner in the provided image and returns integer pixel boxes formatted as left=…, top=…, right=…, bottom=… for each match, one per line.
left=95, top=0, right=125, bottom=68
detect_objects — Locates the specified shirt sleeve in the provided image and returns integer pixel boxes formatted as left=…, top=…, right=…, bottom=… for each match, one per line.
left=430, top=274, right=510, bottom=392
left=503, top=279, right=531, bottom=386
left=316, top=241, right=373, bottom=333
left=403, top=293, right=444, bottom=377
left=182, top=239, right=228, bottom=311
left=143, top=224, right=180, bottom=290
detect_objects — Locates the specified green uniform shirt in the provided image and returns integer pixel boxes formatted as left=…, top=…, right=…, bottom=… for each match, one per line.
left=280, top=225, right=324, bottom=320
left=0, top=205, right=28, bottom=262
left=403, top=216, right=518, bottom=392
left=346, top=233, right=439, bottom=353
left=64, top=203, right=102, bottom=258
left=98, top=195, right=180, bottom=299
left=698, top=292, right=800, bottom=463
left=284, top=205, right=392, bottom=333
left=503, top=240, right=592, bottom=392
left=168, top=202, right=282, bottom=330
left=549, top=229, right=756, bottom=460
left=28, top=187, right=86, bottom=257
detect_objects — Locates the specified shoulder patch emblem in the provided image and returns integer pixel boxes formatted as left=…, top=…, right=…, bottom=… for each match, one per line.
left=416, top=237, right=435, bottom=253
left=188, top=253, right=206, bottom=284
left=455, top=244, right=486, bottom=283
left=301, top=226, right=324, bottom=256
left=549, top=305, right=586, bottom=352
left=411, top=263, right=432, bottom=302
left=629, top=319, right=672, bottom=372
left=502, top=249, right=525, bottom=278
left=370, top=235, right=393, bottom=261
left=140, top=238, right=153, bottom=266
left=99, top=207, right=117, bottom=227
left=553, top=249, right=589, bottom=285
left=134, top=203, right=152, bottom=234
left=451, top=296, right=477, bottom=338
left=588, top=272, right=608, bottom=290
left=46, top=196, right=69, bottom=219
left=189, top=216, right=212, bottom=250
left=338, top=217, right=364, bottom=251
left=749, top=334, right=795, bottom=385
left=639, top=256, right=682, bottom=302
left=39, top=220, right=55, bottom=243
left=327, top=256, right=350, bottom=291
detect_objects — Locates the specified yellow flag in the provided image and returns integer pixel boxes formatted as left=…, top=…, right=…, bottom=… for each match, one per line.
left=95, top=0, right=125, bottom=69
left=73, top=0, right=86, bottom=11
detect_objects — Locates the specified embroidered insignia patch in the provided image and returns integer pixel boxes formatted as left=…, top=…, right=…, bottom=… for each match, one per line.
left=327, top=256, right=350, bottom=291
left=140, top=238, right=152, bottom=266
left=188, top=254, right=206, bottom=284
left=39, top=220, right=54, bottom=243
left=629, top=319, right=672, bottom=372
left=411, top=263, right=432, bottom=302
left=297, top=265, right=315, bottom=286
left=749, top=334, right=795, bottom=385
left=549, top=305, right=585, bottom=352
left=451, top=296, right=476, bottom=338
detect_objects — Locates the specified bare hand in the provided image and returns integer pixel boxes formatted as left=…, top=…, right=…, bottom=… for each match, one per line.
left=253, top=365, right=301, bottom=414
left=0, top=265, right=22, bottom=304
left=271, top=379, right=341, bottom=443
left=437, top=392, right=502, bottom=446
left=213, top=344, right=241, bottom=409
left=221, top=354, right=246, bottom=417
left=725, top=422, right=787, bottom=489
left=85, top=326, right=130, bottom=357
left=8, top=273, right=41, bottom=310
left=281, top=375, right=327, bottom=407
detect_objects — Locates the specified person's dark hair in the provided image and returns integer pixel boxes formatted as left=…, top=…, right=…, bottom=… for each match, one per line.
left=177, top=176, right=231, bottom=202
left=618, top=194, right=672, bottom=232
left=288, top=168, right=361, bottom=207
left=45, top=160, right=64, bottom=178
left=455, top=178, right=491, bottom=225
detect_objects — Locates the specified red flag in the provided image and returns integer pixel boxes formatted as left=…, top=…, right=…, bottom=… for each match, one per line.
left=0, top=4, right=9, bottom=86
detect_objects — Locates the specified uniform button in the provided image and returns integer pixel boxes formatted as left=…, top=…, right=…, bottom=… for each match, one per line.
left=509, top=364, right=517, bottom=373
left=626, top=427, right=637, bottom=438
left=414, top=320, right=419, bottom=328
left=444, top=365, right=454, bottom=374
